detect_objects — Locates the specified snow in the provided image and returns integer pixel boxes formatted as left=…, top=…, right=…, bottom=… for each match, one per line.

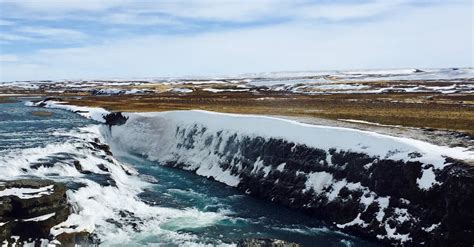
left=169, top=88, right=193, bottom=93
left=422, top=223, right=441, bottom=232
left=336, top=213, right=369, bottom=228
left=29, top=100, right=109, bottom=123
left=417, top=167, right=440, bottom=190
left=376, top=197, right=390, bottom=222
left=23, top=212, right=56, bottom=222
left=0, top=185, right=54, bottom=199
left=304, top=172, right=334, bottom=193
left=126, top=110, right=472, bottom=169
left=379, top=223, right=411, bottom=243
left=195, top=162, right=241, bottom=187
left=92, top=88, right=147, bottom=95
left=276, top=163, right=286, bottom=172
left=202, top=88, right=249, bottom=93
left=0, top=93, right=23, bottom=96
left=393, top=208, right=410, bottom=224
left=338, top=119, right=404, bottom=128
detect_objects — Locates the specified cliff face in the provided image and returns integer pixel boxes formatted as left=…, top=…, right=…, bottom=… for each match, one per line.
left=0, top=179, right=70, bottom=243
left=106, top=111, right=474, bottom=246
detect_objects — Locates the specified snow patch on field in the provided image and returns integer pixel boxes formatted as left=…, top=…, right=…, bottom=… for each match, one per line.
left=169, top=88, right=193, bottom=93
left=203, top=88, right=250, bottom=93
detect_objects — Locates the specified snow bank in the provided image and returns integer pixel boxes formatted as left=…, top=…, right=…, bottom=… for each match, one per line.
left=116, top=110, right=471, bottom=169
left=29, top=100, right=109, bottom=123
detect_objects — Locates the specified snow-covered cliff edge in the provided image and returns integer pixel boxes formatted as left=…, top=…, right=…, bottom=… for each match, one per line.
left=101, top=110, right=473, bottom=246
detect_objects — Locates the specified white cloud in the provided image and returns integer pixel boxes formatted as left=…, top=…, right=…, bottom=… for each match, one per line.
left=140, top=0, right=289, bottom=22
left=103, top=13, right=181, bottom=26
left=1, top=2, right=471, bottom=82
left=0, top=33, right=35, bottom=42
left=1, top=0, right=132, bottom=12
left=17, top=27, right=86, bottom=40
left=0, top=19, right=14, bottom=25
left=0, top=54, right=18, bottom=62
left=298, top=0, right=408, bottom=21
left=0, top=27, right=86, bottom=44
left=0, top=0, right=448, bottom=23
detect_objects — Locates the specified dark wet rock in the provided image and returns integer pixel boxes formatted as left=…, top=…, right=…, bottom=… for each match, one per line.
left=0, top=179, right=70, bottom=243
left=73, top=160, right=84, bottom=172
left=413, top=69, right=424, bottom=73
left=138, top=190, right=164, bottom=206
left=90, top=139, right=113, bottom=156
left=85, top=173, right=117, bottom=187
left=103, top=112, right=128, bottom=126
left=30, top=162, right=55, bottom=170
left=97, top=164, right=110, bottom=172
left=237, top=238, right=301, bottom=247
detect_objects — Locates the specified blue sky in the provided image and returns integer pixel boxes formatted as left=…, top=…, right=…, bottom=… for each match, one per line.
left=0, top=0, right=472, bottom=81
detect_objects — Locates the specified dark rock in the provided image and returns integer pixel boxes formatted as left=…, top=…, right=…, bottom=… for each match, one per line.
left=85, top=173, right=117, bottom=187
left=30, top=162, right=55, bottom=170
left=56, top=232, right=98, bottom=246
left=103, top=112, right=128, bottom=126
left=89, top=140, right=113, bottom=156
left=97, top=164, right=109, bottom=172
left=73, top=160, right=84, bottom=172
left=0, top=179, right=71, bottom=243
left=237, top=238, right=301, bottom=247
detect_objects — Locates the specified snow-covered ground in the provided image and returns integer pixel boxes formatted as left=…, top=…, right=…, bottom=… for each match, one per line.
left=2, top=67, right=472, bottom=95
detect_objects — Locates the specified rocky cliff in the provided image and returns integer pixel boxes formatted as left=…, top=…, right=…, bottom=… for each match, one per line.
left=0, top=179, right=70, bottom=244
left=105, top=110, right=474, bottom=246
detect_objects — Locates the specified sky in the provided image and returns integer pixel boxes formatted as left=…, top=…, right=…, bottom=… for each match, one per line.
left=0, top=0, right=472, bottom=81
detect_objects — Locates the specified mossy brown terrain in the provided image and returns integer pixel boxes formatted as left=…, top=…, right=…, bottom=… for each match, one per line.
left=1, top=77, right=473, bottom=136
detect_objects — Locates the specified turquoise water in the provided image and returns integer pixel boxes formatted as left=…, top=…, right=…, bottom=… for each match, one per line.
left=0, top=100, right=379, bottom=246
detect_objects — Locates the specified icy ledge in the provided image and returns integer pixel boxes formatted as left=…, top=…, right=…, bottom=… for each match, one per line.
left=32, top=100, right=474, bottom=246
